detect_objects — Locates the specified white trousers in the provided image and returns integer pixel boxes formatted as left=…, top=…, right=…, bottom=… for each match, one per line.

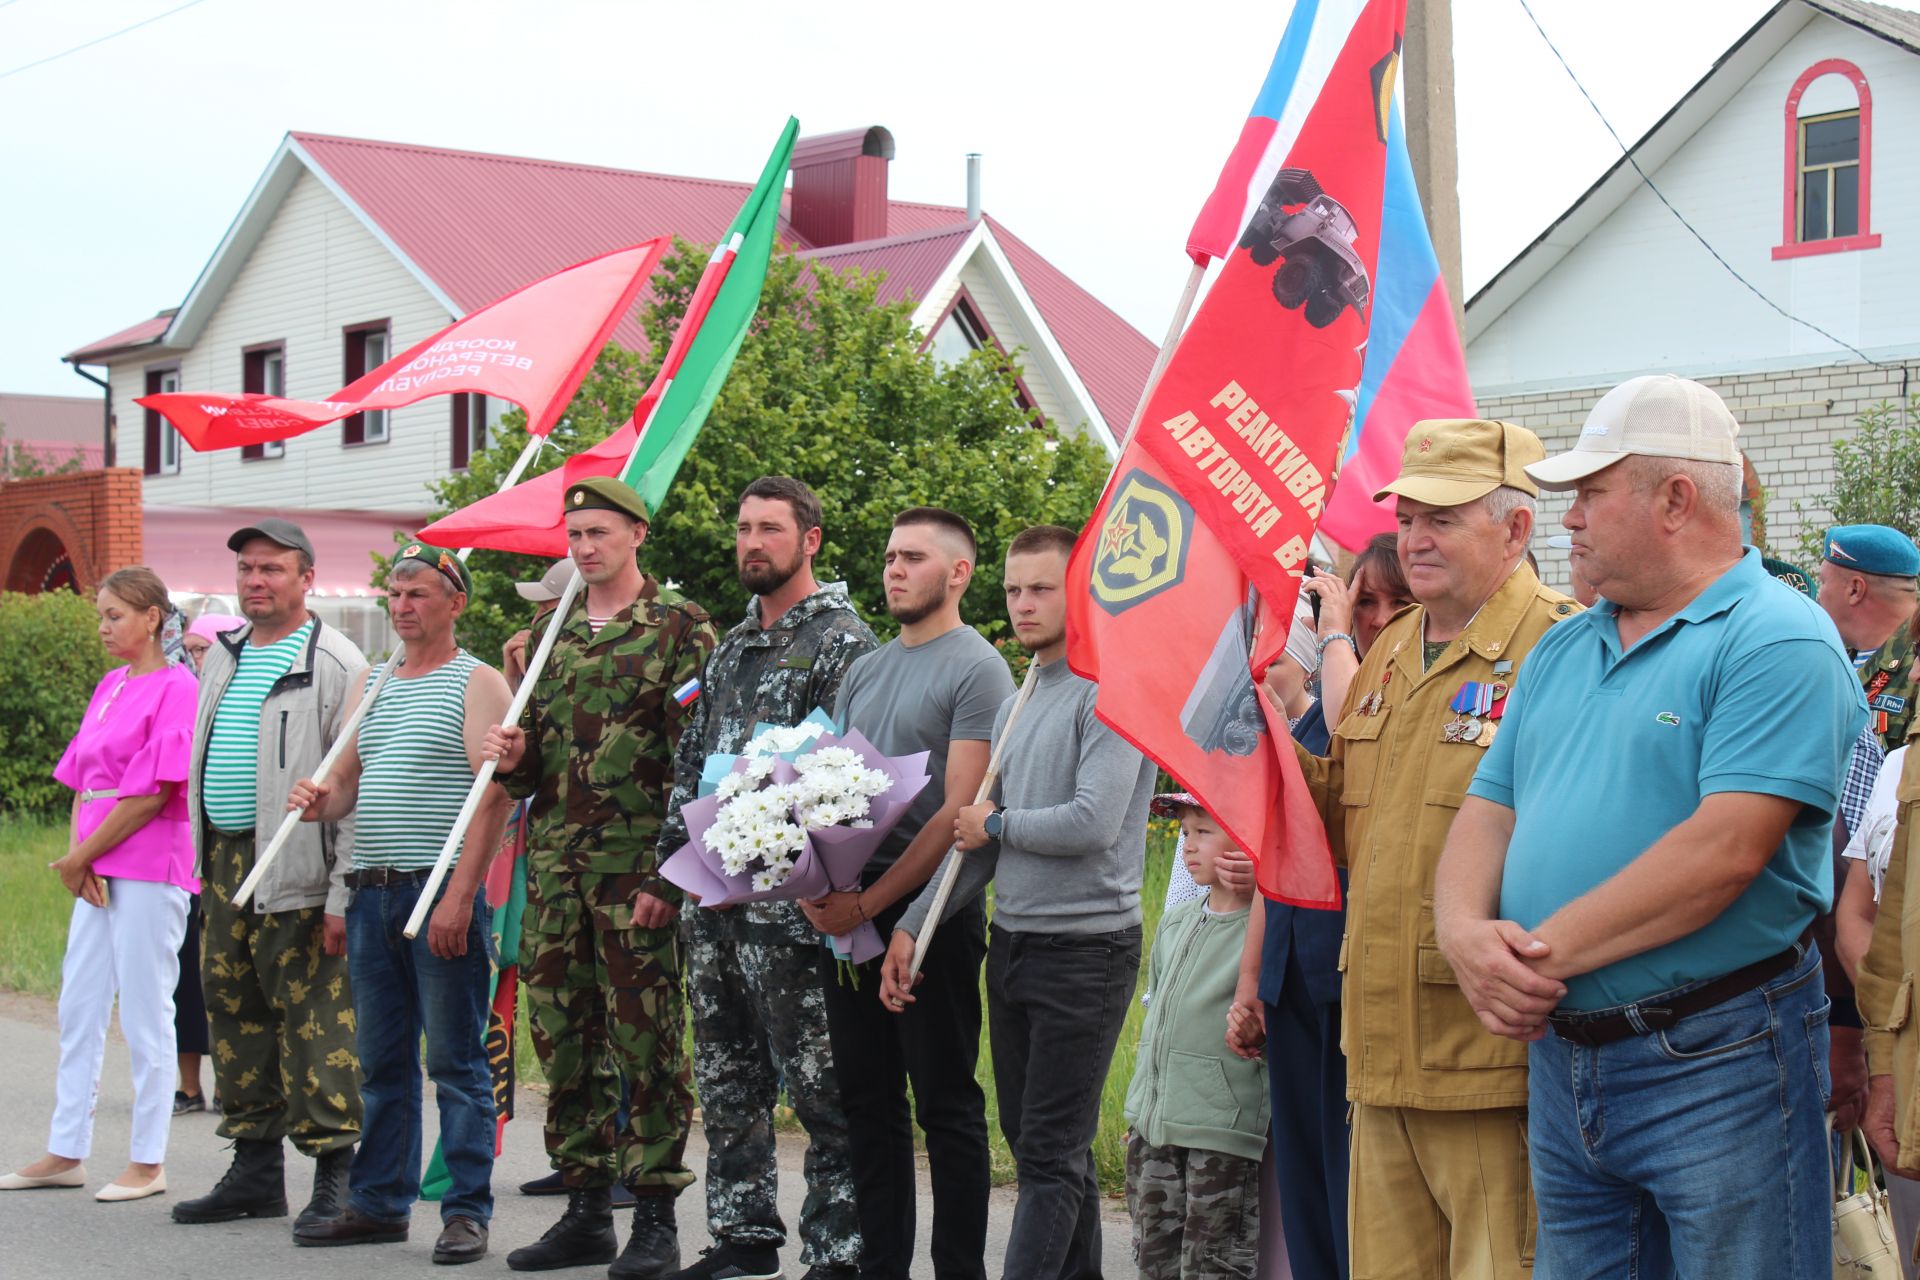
left=49, top=878, right=189, bottom=1164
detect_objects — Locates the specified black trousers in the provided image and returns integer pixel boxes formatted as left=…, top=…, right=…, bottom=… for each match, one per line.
left=824, top=895, right=991, bottom=1280
left=987, top=923, right=1142, bottom=1280
left=173, top=894, right=209, bottom=1057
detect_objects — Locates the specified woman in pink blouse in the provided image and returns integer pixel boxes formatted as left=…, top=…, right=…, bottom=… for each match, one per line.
left=1, top=568, right=198, bottom=1203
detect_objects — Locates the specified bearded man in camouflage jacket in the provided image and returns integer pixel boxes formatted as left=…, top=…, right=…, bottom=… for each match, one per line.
left=657, top=476, right=877, bottom=1280
left=485, top=476, right=718, bottom=1278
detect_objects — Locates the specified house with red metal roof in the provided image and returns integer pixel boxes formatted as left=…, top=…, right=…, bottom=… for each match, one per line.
left=62, top=125, right=1154, bottom=617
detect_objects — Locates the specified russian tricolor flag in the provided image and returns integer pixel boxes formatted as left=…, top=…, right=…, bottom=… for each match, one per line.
left=1187, top=0, right=1475, bottom=550
left=673, top=678, right=701, bottom=707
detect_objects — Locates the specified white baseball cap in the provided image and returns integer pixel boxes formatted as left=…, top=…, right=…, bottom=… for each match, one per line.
left=1526, top=375, right=1741, bottom=491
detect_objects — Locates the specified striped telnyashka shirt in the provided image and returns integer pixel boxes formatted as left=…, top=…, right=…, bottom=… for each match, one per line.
left=352, top=651, right=480, bottom=869
left=202, top=621, right=313, bottom=831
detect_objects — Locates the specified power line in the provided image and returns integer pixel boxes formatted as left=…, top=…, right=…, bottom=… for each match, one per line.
left=0, top=0, right=207, bottom=82
left=1513, top=0, right=1888, bottom=369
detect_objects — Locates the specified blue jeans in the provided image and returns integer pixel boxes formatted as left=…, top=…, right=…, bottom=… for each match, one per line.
left=1527, top=944, right=1831, bottom=1279
left=986, top=924, right=1142, bottom=1280
left=344, top=878, right=495, bottom=1224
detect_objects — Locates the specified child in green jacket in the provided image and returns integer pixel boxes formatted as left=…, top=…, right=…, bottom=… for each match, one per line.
left=1124, top=794, right=1269, bottom=1280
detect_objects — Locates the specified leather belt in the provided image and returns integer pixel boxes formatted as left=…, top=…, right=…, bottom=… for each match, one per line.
left=344, top=867, right=433, bottom=889
left=1546, top=932, right=1811, bottom=1048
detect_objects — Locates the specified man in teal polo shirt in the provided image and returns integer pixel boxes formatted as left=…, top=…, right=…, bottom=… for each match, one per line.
left=1433, top=374, right=1865, bottom=1280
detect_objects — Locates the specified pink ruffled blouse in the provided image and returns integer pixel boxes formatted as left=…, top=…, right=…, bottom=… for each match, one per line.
left=54, top=663, right=199, bottom=891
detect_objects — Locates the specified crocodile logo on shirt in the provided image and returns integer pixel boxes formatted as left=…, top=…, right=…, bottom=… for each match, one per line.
left=1655, top=711, right=1681, bottom=726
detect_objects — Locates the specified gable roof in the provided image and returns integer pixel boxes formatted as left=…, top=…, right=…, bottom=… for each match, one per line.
left=1465, top=0, right=1920, bottom=342
left=67, top=131, right=1154, bottom=436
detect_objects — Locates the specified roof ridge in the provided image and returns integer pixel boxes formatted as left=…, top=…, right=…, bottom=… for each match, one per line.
left=797, top=221, right=975, bottom=257
left=291, top=131, right=761, bottom=194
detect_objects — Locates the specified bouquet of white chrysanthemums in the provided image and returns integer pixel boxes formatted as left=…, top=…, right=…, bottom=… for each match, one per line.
left=662, top=709, right=929, bottom=963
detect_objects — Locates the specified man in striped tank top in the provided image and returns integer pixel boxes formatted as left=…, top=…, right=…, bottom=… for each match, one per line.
left=285, top=542, right=513, bottom=1265
left=175, top=519, right=368, bottom=1236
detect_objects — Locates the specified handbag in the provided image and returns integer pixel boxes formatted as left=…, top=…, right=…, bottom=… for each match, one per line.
left=1832, top=1119, right=1899, bottom=1278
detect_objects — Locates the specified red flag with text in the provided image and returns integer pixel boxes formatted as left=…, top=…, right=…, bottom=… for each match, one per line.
left=136, top=239, right=669, bottom=451
left=1066, top=0, right=1404, bottom=907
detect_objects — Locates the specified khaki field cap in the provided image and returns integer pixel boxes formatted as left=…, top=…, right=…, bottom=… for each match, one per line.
left=1527, top=374, right=1741, bottom=491
left=1373, top=418, right=1545, bottom=506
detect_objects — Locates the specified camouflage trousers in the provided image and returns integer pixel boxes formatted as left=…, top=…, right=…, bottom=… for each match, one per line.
left=1125, top=1134, right=1262, bottom=1280
left=521, top=862, right=694, bottom=1193
left=201, top=827, right=362, bottom=1155
left=683, top=902, right=860, bottom=1266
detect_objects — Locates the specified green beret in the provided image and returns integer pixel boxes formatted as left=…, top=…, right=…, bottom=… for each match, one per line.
left=564, top=476, right=650, bottom=523
left=394, top=540, right=472, bottom=594
left=1825, top=525, right=1920, bottom=578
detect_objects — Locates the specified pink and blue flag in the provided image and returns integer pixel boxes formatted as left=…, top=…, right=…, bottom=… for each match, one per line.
left=1187, top=0, right=1475, bottom=550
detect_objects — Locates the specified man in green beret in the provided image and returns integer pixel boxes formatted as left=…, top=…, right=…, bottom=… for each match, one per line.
left=485, top=477, right=718, bottom=1277
left=1820, top=523, right=1920, bottom=749
left=285, top=540, right=513, bottom=1263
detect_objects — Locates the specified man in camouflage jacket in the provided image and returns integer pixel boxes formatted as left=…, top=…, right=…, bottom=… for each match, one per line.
left=657, top=477, right=877, bottom=1280
left=488, top=477, right=718, bottom=1279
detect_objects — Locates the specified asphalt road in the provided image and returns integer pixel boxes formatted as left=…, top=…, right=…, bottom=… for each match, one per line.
left=0, top=992, right=1133, bottom=1279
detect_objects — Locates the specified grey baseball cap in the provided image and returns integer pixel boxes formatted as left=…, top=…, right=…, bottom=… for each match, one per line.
left=227, top=517, right=315, bottom=561
left=514, top=559, right=576, bottom=603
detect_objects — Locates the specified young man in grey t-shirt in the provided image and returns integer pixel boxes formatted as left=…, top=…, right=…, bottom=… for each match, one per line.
left=801, top=508, right=1012, bottom=1280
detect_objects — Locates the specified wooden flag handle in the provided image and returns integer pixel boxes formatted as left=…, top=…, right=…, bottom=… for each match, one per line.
left=907, top=663, right=1041, bottom=978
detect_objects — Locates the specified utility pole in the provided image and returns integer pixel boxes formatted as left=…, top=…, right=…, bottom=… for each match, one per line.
left=1403, top=0, right=1467, bottom=335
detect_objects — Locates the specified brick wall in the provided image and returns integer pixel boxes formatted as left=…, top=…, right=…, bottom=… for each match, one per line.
left=0, top=468, right=143, bottom=594
left=1477, top=361, right=1912, bottom=590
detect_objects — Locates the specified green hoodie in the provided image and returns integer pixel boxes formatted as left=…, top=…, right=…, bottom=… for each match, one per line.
left=1124, top=897, right=1269, bottom=1161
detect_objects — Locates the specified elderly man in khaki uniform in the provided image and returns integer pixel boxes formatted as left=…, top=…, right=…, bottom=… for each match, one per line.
left=1295, top=418, right=1578, bottom=1280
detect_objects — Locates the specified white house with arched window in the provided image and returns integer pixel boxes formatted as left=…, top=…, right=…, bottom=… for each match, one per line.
left=1465, top=0, right=1919, bottom=574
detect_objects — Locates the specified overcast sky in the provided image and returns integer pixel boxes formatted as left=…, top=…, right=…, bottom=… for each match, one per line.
left=0, top=0, right=1802, bottom=398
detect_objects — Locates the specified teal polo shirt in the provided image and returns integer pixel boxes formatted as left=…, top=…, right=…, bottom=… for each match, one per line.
left=1470, top=547, right=1865, bottom=1010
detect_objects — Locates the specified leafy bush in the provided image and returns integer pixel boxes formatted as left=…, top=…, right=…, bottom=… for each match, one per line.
left=1795, top=397, right=1920, bottom=567
left=0, top=590, right=110, bottom=815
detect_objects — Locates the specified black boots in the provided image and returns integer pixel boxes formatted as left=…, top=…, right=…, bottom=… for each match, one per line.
left=172, top=1138, right=288, bottom=1223
left=506, top=1186, right=618, bottom=1272
left=295, top=1146, right=354, bottom=1232
left=609, top=1193, right=681, bottom=1279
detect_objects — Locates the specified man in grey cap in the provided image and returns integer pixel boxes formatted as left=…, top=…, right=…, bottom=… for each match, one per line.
left=1436, top=375, right=1865, bottom=1278
left=503, top=559, right=574, bottom=686
left=174, top=518, right=370, bottom=1239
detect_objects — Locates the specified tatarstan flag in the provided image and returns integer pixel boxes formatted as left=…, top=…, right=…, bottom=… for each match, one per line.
left=1067, top=0, right=1407, bottom=907
left=419, top=119, right=799, bottom=555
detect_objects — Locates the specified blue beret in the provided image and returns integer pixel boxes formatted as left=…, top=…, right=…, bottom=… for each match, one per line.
left=1824, top=525, right=1920, bottom=578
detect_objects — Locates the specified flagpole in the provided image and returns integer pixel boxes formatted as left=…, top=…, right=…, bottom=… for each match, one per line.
left=906, top=260, right=1208, bottom=967
left=402, top=384, right=675, bottom=939
left=231, top=431, right=548, bottom=910
left=907, top=665, right=1039, bottom=979
left=1113, top=259, right=1207, bottom=456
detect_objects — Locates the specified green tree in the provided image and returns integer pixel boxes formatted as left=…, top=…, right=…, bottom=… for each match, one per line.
left=408, top=242, right=1112, bottom=662
left=1795, top=396, right=1920, bottom=567
left=0, top=591, right=111, bottom=816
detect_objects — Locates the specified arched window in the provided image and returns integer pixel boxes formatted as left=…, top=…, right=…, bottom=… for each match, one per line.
left=1774, top=59, right=1881, bottom=259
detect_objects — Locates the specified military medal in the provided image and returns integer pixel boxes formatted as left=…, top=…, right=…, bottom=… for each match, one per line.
left=1445, top=679, right=1499, bottom=742
left=1359, top=668, right=1391, bottom=716
left=1476, top=719, right=1498, bottom=747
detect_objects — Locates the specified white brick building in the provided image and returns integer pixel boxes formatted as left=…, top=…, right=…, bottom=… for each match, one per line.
left=1466, top=0, right=1920, bottom=579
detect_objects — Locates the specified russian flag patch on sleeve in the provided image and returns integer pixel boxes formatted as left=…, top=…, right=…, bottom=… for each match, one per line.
left=673, top=678, right=701, bottom=706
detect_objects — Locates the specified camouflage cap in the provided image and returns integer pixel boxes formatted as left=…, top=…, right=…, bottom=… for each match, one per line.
left=1374, top=419, right=1545, bottom=507
left=394, top=540, right=472, bottom=594
left=565, top=475, right=649, bottom=524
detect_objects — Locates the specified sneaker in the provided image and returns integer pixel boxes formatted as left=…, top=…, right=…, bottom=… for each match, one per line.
left=798, top=1267, right=856, bottom=1280
left=172, top=1091, right=207, bottom=1115
left=662, top=1241, right=783, bottom=1280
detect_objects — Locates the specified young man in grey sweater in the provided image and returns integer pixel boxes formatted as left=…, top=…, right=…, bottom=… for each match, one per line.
left=879, top=524, right=1157, bottom=1280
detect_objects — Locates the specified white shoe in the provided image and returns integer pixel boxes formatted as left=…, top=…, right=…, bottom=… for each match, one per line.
left=0, top=1164, right=87, bottom=1190
left=95, top=1171, right=166, bottom=1202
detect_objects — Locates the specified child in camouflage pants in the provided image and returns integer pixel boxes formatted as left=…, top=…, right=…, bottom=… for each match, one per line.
left=1123, top=795, right=1268, bottom=1280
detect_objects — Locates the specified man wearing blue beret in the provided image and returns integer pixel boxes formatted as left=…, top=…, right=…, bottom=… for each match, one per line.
left=1821, top=524, right=1919, bottom=750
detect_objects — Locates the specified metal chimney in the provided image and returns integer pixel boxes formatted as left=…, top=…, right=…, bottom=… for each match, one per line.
left=965, top=153, right=982, bottom=223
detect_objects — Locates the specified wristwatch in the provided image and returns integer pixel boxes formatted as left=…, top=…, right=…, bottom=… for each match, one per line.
left=983, top=806, right=1006, bottom=841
